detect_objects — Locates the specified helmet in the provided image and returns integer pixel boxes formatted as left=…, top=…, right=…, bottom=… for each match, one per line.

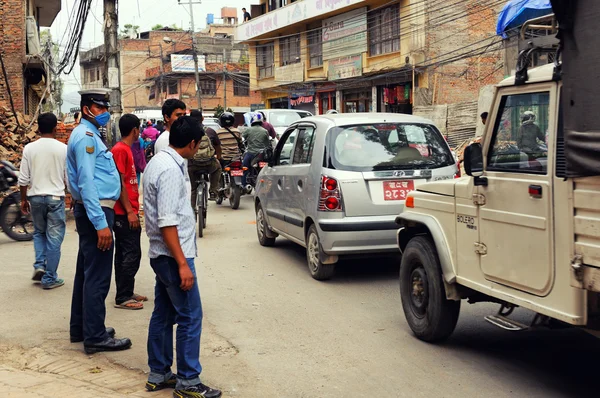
left=326, top=109, right=338, bottom=114
left=251, top=113, right=264, bottom=126
left=521, top=111, right=535, bottom=123
left=219, top=112, right=235, bottom=128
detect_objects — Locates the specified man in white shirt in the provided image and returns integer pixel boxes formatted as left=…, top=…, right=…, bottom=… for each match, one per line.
left=19, top=112, right=68, bottom=289
left=153, top=99, right=186, bottom=155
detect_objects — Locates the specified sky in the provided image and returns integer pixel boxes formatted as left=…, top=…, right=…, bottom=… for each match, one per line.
left=48, top=0, right=249, bottom=112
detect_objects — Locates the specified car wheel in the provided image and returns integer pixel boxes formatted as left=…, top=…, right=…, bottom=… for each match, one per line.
left=306, top=224, right=335, bottom=281
left=399, top=236, right=460, bottom=342
left=256, top=203, right=275, bottom=246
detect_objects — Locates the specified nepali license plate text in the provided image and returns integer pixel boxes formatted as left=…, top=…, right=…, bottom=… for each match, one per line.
left=383, top=180, right=414, bottom=201
left=230, top=170, right=244, bottom=176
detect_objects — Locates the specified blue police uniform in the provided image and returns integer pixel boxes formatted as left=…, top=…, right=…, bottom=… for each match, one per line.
left=67, top=104, right=122, bottom=345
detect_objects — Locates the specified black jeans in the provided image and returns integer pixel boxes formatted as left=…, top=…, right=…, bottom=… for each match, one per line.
left=70, top=204, right=114, bottom=345
left=113, top=215, right=142, bottom=305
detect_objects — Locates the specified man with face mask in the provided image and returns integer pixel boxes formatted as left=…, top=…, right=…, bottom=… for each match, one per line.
left=67, top=89, right=132, bottom=354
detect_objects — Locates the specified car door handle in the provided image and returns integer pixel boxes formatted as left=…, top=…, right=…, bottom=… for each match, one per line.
left=297, top=179, right=303, bottom=191
left=277, top=179, right=283, bottom=190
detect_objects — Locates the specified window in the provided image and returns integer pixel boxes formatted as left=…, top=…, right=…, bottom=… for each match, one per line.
left=277, top=128, right=298, bottom=165
left=256, top=42, right=274, bottom=79
left=328, top=123, right=454, bottom=172
left=279, top=35, right=301, bottom=66
left=369, top=4, right=400, bottom=56
left=292, top=127, right=316, bottom=164
left=308, top=30, right=323, bottom=68
left=488, top=92, right=550, bottom=174
left=233, top=76, right=249, bottom=96
left=168, top=81, right=178, bottom=95
left=199, top=79, right=217, bottom=96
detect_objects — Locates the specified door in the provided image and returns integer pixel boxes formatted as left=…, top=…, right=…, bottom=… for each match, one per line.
left=263, top=127, right=298, bottom=233
left=285, top=125, right=318, bottom=240
left=478, top=87, right=555, bottom=296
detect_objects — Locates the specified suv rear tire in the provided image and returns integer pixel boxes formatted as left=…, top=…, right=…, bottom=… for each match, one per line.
left=399, top=236, right=460, bottom=342
left=306, top=224, right=335, bottom=281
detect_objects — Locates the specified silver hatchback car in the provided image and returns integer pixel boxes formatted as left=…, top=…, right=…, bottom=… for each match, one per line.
left=254, top=113, right=458, bottom=280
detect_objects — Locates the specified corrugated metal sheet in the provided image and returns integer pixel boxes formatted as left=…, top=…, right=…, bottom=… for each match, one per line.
left=573, top=176, right=600, bottom=269
left=413, top=104, right=447, bottom=135
left=446, top=101, right=477, bottom=148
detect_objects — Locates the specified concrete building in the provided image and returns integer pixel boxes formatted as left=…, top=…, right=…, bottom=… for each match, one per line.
left=237, top=0, right=505, bottom=145
left=0, top=0, right=60, bottom=115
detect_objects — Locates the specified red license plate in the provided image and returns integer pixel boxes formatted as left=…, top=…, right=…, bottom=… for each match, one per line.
left=259, top=162, right=268, bottom=168
left=230, top=170, right=244, bottom=176
left=383, top=180, right=414, bottom=201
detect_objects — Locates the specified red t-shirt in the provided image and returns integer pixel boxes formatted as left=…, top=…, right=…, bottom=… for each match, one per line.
left=111, top=141, right=140, bottom=215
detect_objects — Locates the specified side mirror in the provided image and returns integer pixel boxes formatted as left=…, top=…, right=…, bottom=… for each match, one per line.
left=464, top=143, right=484, bottom=177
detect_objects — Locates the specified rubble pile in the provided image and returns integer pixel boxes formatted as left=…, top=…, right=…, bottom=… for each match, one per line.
left=0, top=106, right=39, bottom=166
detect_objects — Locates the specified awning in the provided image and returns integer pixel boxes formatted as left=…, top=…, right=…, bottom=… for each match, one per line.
left=496, top=0, right=553, bottom=37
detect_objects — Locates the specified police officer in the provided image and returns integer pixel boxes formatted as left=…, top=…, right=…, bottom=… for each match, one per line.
left=67, top=89, right=132, bottom=354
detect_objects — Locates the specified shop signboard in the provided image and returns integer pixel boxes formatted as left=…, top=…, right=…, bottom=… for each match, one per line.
left=171, top=54, right=206, bottom=73
left=327, top=55, right=362, bottom=81
left=322, top=7, right=367, bottom=60
left=250, top=103, right=265, bottom=111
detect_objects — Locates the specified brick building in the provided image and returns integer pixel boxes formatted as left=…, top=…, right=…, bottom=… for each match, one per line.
left=0, top=0, right=60, bottom=115
left=237, top=0, right=505, bottom=145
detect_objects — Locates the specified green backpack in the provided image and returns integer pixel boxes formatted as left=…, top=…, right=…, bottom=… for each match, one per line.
left=193, top=134, right=215, bottom=164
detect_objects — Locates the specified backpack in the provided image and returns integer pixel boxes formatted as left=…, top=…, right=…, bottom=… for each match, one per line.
left=193, top=134, right=215, bottom=164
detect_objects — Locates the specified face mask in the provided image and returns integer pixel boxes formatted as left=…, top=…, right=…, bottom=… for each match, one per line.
left=86, top=107, right=110, bottom=127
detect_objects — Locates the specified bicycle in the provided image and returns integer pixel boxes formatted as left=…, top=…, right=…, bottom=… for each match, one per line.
left=195, top=173, right=209, bottom=238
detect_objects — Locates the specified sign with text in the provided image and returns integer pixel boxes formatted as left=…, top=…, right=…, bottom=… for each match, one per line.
left=322, top=7, right=367, bottom=60
left=327, top=55, right=362, bottom=81
left=171, top=54, right=206, bottom=73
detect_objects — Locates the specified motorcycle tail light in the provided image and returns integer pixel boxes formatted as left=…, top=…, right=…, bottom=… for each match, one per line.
left=230, top=161, right=242, bottom=169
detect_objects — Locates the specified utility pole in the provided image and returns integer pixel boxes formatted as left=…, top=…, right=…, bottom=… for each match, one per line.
left=223, top=48, right=227, bottom=109
left=104, top=0, right=122, bottom=142
left=179, top=0, right=203, bottom=110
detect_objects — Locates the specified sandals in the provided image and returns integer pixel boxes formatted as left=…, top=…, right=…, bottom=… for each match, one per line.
left=114, top=299, right=144, bottom=310
left=132, top=293, right=148, bottom=302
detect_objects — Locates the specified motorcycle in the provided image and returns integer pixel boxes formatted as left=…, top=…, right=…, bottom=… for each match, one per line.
left=245, top=146, right=273, bottom=194
left=0, top=160, right=34, bottom=241
left=216, top=157, right=245, bottom=210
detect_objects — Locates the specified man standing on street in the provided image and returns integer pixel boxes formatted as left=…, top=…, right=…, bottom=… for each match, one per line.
left=143, top=116, right=221, bottom=398
left=154, top=99, right=187, bottom=155
left=67, top=88, right=132, bottom=354
left=18, top=112, right=67, bottom=289
left=112, top=113, right=145, bottom=310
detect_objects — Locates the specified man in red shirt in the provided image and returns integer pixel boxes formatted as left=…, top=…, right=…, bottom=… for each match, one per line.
left=112, top=114, right=145, bottom=310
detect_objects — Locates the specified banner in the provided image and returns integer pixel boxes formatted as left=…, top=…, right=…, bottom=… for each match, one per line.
left=322, top=8, right=367, bottom=60
left=327, top=55, right=362, bottom=81
left=171, top=54, right=206, bottom=73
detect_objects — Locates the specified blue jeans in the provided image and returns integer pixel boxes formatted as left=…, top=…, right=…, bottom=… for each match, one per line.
left=69, top=204, right=115, bottom=344
left=241, top=151, right=256, bottom=186
left=29, top=196, right=66, bottom=285
left=148, top=256, right=203, bottom=389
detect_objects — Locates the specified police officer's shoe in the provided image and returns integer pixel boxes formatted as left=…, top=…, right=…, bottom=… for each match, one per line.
left=70, top=327, right=116, bottom=343
left=84, top=337, right=132, bottom=354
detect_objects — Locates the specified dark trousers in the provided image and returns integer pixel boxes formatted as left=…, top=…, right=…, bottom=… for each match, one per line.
left=188, top=158, right=221, bottom=208
left=69, top=204, right=115, bottom=345
left=113, top=214, right=142, bottom=305
left=242, top=152, right=256, bottom=186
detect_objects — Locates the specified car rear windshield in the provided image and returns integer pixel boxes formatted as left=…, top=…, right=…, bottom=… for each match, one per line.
left=327, top=123, right=454, bottom=171
left=268, top=111, right=303, bottom=127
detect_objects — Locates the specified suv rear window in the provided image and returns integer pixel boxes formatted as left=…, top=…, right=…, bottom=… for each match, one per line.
left=327, top=123, right=454, bottom=171
left=268, top=111, right=303, bottom=127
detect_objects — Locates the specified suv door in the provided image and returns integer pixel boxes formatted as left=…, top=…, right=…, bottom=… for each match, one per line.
left=477, top=86, right=555, bottom=296
left=263, top=127, right=299, bottom=234
left=284, top=125, right=318, bottom=241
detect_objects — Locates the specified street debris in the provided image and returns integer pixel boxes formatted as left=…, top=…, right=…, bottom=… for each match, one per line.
left=0, top=106, right=39, bottom=166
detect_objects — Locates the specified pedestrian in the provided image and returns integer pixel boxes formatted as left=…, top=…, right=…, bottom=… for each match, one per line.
left=18, top=112, right=67, bottom=289
left=154, top=99, right=187, bottom=154
left=132, top=135, right=147, bottom=185
left=142, top=120, right=160, bottom=142
left=480, top=112, right=488, bottom=126
left=142, top=116, right=221, bottom=398
left=112, top=114, right=146, bottom=310
left=258, top=111, right=277, bottom=139
left=67, top=88, right=132, bottom=354
left=242, top=7, right=251, bottom=21
left=73, top=111, right=81, bottom=124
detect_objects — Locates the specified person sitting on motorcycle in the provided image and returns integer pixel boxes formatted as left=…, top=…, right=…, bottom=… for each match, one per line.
left=216, top=112, right=244, bottom=166
left=242, top=113, right=271, bottom=193
left=187, top=110, right=222, bottom=203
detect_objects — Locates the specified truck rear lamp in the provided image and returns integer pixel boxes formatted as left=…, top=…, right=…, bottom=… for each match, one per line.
left=454, top=162, right=461, bottom=178
left=405, top=196, right=415, bottom=208
left=528, top=185, right=542, bottom=198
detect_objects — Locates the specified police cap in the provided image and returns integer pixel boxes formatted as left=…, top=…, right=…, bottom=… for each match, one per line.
left=78, top=88, right=111, bottom=108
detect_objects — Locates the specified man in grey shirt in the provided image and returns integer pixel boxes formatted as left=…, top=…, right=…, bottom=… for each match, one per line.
left=242, top=113, right=270, bottom=189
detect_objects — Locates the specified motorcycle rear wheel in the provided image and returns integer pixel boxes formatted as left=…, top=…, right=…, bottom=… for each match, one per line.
left=230, top=185, right=241, bottom=210
left=0, top=194, right=34, bottom=241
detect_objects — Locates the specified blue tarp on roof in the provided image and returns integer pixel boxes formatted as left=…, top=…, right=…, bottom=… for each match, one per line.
left=496, top=0, right=553, bottom=37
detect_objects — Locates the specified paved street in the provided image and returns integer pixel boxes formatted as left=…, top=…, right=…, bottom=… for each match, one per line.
left=1, top=196, right=599, bottom=397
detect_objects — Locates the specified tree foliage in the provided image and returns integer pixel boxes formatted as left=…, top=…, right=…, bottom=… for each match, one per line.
left=213, top=105, right=234, bottom=118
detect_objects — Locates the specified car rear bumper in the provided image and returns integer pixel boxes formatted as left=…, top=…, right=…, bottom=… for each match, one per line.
left=317, top=216, right=400, bottom=255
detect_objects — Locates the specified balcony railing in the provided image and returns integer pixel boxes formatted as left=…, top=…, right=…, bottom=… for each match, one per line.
left=236, top=0, right=366, bottom=41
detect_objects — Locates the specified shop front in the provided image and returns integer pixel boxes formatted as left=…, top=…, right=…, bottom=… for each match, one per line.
left=268, top=97, right=289, bottom=109
left=289, top=87, right=316, bottom=114
left=342, top=88, right=372, bottom=113
left=317, top=90, right=336, bottom=114
left=376, top=82, right=412, bottom=114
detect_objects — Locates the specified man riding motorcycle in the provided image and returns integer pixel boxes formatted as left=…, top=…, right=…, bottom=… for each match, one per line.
left=242, top=113, right=271, bottom=193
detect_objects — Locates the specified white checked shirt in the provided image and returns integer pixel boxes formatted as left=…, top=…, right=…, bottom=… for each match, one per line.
left=143, top=147, right=197, bottom=259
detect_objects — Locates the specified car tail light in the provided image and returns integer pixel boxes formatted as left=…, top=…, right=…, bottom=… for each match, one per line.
left=454, top=161, right=461, bottom=178
left=319, top=175, right=342, bottom=212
